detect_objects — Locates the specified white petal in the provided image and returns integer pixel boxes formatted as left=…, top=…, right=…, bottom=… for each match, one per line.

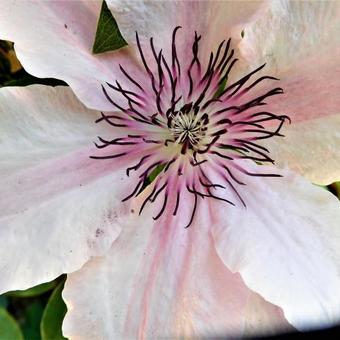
left=211, top=162, right=340, bottom=330
left=244, top=292, right=295, bottom=337
left=108, top=0, right=267, bottom=65
left=0, top=86, right=131, bottom=293
left=240, top=0, right=340, bottom=73
left=0, top=0, right=267, bottom=111
left=264, top=113, right=340, bottom=185
left=238, top=1, right=340, bottom=128
left=0, top=85, right=107, bottom=176
left=0, top=0, right=142, bottom=111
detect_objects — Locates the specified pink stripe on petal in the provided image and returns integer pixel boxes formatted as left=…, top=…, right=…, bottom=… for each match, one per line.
left=63, top=199, right=292, bottom=338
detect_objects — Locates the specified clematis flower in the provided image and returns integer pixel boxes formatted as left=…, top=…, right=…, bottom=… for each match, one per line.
left=1, top=0, right=340, bottom=338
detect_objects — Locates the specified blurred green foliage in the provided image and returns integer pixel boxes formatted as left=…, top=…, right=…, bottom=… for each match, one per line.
left=0, top=275, right=66, bottom=340
left=0, top=308, right=24, bottom=340
left=40, top=282, right=67, bottom=340
left=0, top=41, right=13, bottom=84
left=2, top=70, right=67, bottom=87
left=0, top=41, right=66, bottom=88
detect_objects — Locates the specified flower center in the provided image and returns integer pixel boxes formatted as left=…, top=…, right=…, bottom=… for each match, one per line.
left=169, top=104, right=209, bottom=153
left=91, top=27, right=290, bottom=227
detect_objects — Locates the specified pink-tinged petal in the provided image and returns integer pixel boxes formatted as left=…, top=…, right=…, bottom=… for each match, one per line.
left=0, top=85, right=134, bottom=293
left=244, top=292, right=295, bottom=337
left=107, top=0, right=268, bottom=64
left=239, top=0, right=340, bottom=122
left=265, top=51, right=340, bottom=123
left=210, top=162, right=340, bottom=330
left=63, top=196, right=291, bottom=339
left=0, top=85, right=110, bottom=176
left=0, top=0, right=143, bottom=111
left=0, top=0, right=267, bottom=111
left=240, top=0, right=340, bottom=74
left=264, top=113, right=340, bottom=185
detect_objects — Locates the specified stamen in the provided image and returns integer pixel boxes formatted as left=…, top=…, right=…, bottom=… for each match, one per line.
left=173, top=191, right=181, bottom=216
left=91, top=26, right=291, bottom=228
left=119, top=64, right=145, bottom=92
left=172, top=26, right=182, bottom=76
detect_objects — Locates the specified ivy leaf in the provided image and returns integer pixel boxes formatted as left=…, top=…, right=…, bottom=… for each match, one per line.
left=40, top=280, right=67, bottom=340
left=0, top=308, right=24, bottom=340
left=92, top=0, right=128, bottom=54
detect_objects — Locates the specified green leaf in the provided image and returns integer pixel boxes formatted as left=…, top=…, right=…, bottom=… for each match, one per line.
left=6, top=279, right=58, bottom=298
left=0, top=296, right=8, bottom=308
left=92, top=0, right=128, bottom=54
left=0, top=308, right=24, bottom=340
left=1, top=69, right=66, bottom=88
left=213, top=76, right=228, bottom=98
left=22, top=301, right=44, bottom=340
left=241, top=29, right=245, bottom=38
left=334, top=182, right=340, bottom=198
left=139, top=164, right=167, bottom=193
left=149, top=164, right=166, bottom=183
left=315, top=184, right=329, bottom=191
left=40, top=281, right=67, bottom=340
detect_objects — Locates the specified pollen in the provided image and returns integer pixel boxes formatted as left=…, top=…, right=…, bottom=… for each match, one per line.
left=169, top=106, right=209, bottom=153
